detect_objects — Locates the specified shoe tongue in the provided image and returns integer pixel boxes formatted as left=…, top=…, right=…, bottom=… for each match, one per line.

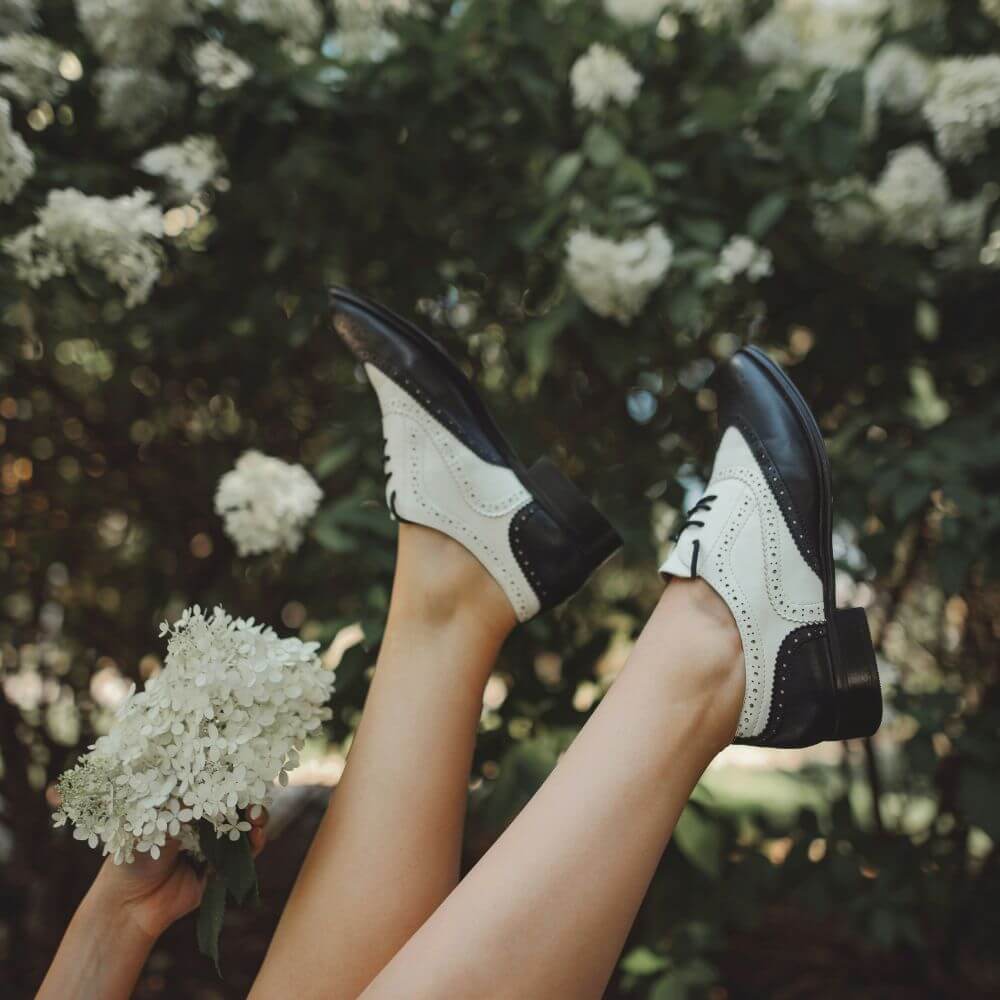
left=659, top=479, right=746, bottom=581
left=661, top=539, right=695, bottom=579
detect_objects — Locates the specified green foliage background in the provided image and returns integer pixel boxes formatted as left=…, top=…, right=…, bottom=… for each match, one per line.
left=2, top=1, right=999, bottom=996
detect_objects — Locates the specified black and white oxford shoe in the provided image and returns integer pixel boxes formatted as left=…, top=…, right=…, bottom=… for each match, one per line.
left=330, top=287, right=622, bottom=623
left=661, top=347, right=882, bottom=747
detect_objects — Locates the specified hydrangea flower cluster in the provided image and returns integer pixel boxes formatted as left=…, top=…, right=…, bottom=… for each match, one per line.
left=923, top=56, right=1000, bottom=163
left=137, top=135, right=227, bottom=202
left=4, top=187, right=166, bottom=306
left=53, top=605, right=335, bottom=863
left=603, top=0, right=665, bottom=26
left=332, top=0, right=413, bottom=64
left=742, top=0, right=878, bottom=77
left=714, top=235, right=773, bottom=284
left=234, top=0, right=325, bottom=45
left=215, top=450, right=323, bottom=557
left=0, top=0, right=38, bottom=33
left=866, top=43, right=932, bottom=115
left=565, top=224, right=673, bottom=323
left=570, top=43, right=642, bottom=113
left=0, top=97, right=33, bottom=205
left=663, top=0, right=744, bottom=30
left=872, top=144, right=949, bottom=246
left=811, top=176, right=879, bottom=247
left=192, top=40, right=254, bottom=91
left=0, top=33, right=67, bottom=107
left=95, top=66, right=183, bottom=142
left=75, top=0, right=198, bottom=67
left=937, top=189, right=997, bottom=270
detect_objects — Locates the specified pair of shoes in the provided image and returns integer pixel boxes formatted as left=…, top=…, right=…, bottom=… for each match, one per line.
left=330, top=288, right=882, bottom=749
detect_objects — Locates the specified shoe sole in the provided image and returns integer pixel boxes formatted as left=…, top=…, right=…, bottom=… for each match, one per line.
left=741, top=347, right=882, bottom=741
left=329, top=287, right=623, bottom=567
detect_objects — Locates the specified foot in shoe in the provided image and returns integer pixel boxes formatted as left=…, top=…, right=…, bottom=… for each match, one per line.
left=661, top=347, right=883, bottom=747
left=330, top=287, right=622, bottom=623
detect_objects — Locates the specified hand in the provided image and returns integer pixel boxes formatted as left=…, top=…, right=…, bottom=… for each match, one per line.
left=90, top=809, right=269, bottom=942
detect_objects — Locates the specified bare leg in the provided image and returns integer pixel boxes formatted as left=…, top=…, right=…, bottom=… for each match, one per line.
left=361, top=577, right=745, bottom=1000
left=251, top=524, right=515, bottom=1000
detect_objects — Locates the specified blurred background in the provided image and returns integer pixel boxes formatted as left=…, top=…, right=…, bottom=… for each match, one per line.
left=2, top=0, right=999, bottom=996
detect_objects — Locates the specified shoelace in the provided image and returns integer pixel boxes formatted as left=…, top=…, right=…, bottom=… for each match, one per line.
left=669, top=493, right=717, bottom=577
left=383, top=435, right=401, bottom=520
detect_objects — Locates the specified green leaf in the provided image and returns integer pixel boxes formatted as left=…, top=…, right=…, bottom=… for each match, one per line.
left=522, top=300, right=578, bottom=381
left=516, top=201, right=564, bottom=251
left=677, top=217, right=724, bottom=250
left=957, top=765, right=1000, bottom=839
left=198, top=822, right=259, bottom=905
left=654, top=161, right=687, bottom=179
left=650, top=971, right=689, bottom=1000
left=747, top=192, right=789, bottom=239
left=673, top=803, right=724, bottom=878
left=667, top=286, right=703, bottom=329
left=892, top=479, right=929, bottom=523
left=613, top=157, right=656, bottom=198
left=544, top=152, right=584, bottom=200
left=582, top=124, right=624, bottom=168
left=196, top=875, right=227, bottom=976
left=314, top=440, right=360, bottom=479
left=650, top=959, right=719, bottom=1000
left=218, top=832, right=260, bottom=905
left=620, top=947, right=670, bottom=976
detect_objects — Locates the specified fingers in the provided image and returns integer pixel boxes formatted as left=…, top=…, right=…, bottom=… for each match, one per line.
left=249, top=806, right=268, bottom=858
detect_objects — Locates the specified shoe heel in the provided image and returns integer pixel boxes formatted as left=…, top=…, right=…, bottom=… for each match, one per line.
left=829, top=608, right=883, bottom=740
left=522, top=457, right=622, bottom=557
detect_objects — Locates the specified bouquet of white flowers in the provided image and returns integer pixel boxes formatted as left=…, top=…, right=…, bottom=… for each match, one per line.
left=53, top=604, right=335, bottom=968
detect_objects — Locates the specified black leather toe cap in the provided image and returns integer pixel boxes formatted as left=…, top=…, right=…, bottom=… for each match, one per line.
left=330, top=287, right=510, bottom=467
left=713, top=349, right=827, bottom=580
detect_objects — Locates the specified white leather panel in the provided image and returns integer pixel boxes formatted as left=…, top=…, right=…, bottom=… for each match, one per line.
left=366, top=365, right=540, bottom=621
left=660, top=425, right=824, bottom=738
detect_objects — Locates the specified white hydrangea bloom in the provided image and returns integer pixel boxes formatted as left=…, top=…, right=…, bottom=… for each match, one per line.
left=53, top=605, right=335, bottom=863
left=923, top=56, right=1000, bottom=163
left=95, top=66, right=182, bottom=141
left=4, top=188, right=166, bottom=307
left=981, top=228, right=1000, bottom=268
left=215, top=451, right=323, bottom=557
left=743, top=0, right=877, bottom=77
left=137, top=135, right=226, bottom=202
left=603, top=0, right=665, bottom=25
left=234, top=0, right=325, bottom=44
left=937, top=187, right=997, bottom=270
left=742, top=9, right=800, bottom=70
left=714, top=235, right=773, bottom=283
left=866, top=43, right=932, bottom=115
left=872, top=144, right=949, bottom=246
left=886, top=0, right=944, bottom=28
left=192, top=39, right=254, bottom=91
left=811, top=176, right=879, bottom=246
left=0, top=33, right=68, bottom=107
left=663, top=0, right=743, bottom=29
left=0, top=97, right=33, bottom=204
left=983, top=0, right=1000, bottom=26
left=75, top=0, right=199, bottom=67
left=565, top=224, right=673, bottom=323
left=0, top=0, right=39, bottom=33
left=570, top=43, right=642, bottom=113
left=331, top=0, right=412, bottom=63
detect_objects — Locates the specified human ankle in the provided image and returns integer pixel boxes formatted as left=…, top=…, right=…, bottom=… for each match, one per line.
left=393, top=524, right=517, bottom=636
left=638, top=578, right=745, bottom=743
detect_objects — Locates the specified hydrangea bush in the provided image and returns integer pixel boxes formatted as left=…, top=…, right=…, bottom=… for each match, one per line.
left=2, top=0, right=1000, bottom=994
